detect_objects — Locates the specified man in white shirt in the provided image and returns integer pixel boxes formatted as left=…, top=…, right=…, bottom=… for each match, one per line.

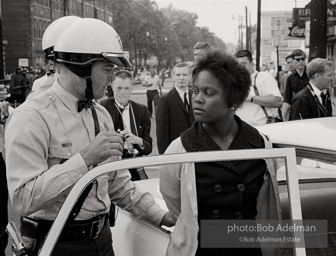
left=235, top=50, right=282, bottom=126
left=142, top=68, right=161, bottom=117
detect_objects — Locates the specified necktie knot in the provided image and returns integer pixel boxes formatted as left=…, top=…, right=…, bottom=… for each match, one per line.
left=78, top=99, right=95, bottom=112
left=119, top=104, right=128, bottom=113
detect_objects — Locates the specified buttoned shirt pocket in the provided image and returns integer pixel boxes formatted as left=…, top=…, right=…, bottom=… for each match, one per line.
left=48, top=143, right=72, bottom=168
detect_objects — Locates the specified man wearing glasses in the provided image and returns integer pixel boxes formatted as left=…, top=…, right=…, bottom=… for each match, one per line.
left=282, top=49, right=309, bottom=120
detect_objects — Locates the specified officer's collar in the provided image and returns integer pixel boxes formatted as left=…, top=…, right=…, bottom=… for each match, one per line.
left=52, top=79, right=81, bottom=118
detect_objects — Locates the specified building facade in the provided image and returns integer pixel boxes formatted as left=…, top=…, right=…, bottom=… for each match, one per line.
left=261, top=11, right=305, bottom=70
left=2, top=0, right=114, bottom=73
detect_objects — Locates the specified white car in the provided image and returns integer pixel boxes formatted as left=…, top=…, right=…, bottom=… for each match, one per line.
left=39, top=117, right=336, bottom=256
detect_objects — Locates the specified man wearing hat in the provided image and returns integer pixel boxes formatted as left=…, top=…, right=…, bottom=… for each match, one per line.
left=5, top=18, right=174, bottom=256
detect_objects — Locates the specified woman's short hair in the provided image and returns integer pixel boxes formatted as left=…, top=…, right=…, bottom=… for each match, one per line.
left=306, top=58, right=333, bottom=79
left=192, top=50, right=251, bottom=108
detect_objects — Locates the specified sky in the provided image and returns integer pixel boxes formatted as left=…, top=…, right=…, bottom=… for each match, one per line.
left=155, top=0, right=311, bottom=44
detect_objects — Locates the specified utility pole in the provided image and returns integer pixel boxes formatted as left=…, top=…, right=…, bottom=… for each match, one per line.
left=238, top=14, right=241, bottom=50
left=245, top=6, right=249, bottom=51
left=63, top=0, right=67, bottom=16
left=82, top=0, right=85, bottom=17
left=0, top=1, right=3, bottom=79
left=249, top=12, right=252, bottom=52
left=276, top=45, right=280, bottom=89
left=50, top=0, right=53, bottom=22
left=93, top=0, right=97, bottom=19
left=134, top=36, right=138, bottom=75
left=256, top=0, right=261, bottom=71
left=240, top=15, right=244, bottom=50
left=309, top=0, right=327, bottom=61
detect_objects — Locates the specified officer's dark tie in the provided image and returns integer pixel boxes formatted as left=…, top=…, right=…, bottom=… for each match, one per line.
left=184, top=92, right=189, bottom=113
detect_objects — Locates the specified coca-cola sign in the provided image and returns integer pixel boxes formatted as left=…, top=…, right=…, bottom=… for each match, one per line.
left=288, top=26, right=305, bottom=37
left=289, top=0, right=336, bottom=37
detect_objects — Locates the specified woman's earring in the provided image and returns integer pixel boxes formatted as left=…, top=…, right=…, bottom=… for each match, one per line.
left=230, top=107, right=235, bottom=111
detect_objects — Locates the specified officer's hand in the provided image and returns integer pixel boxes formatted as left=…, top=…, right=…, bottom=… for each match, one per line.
left=125, top=132, right=143, bottom=147
left=80, top=131, right=124, bottom=167
left=160, top=211, right=176, bottom=227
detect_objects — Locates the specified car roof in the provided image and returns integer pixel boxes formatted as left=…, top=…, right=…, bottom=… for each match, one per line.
left=256, top=117, right=336, bottom=161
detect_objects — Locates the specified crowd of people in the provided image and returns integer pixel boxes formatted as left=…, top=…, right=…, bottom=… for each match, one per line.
left=4, top=66, right=51, bottom=106
left=0, top=15, right=335, bottom=256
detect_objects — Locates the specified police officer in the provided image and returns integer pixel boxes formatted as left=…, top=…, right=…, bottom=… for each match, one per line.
left=27, top=16, right=81, bottom=100
left=5, top=18, right=174, bottom=256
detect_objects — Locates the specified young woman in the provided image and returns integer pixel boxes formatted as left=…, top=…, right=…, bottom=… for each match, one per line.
left=160, top=50, right=281, bottom=256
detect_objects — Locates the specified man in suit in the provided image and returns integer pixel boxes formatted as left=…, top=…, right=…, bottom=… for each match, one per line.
left=156, top=62, right=195, bottom=154
left=290, top=58, right=333, bottom=120
left=100, top=70, right=152, bottom=180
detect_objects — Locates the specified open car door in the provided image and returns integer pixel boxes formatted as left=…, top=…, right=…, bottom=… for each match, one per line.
left=38, top=148, right=306, bottom=256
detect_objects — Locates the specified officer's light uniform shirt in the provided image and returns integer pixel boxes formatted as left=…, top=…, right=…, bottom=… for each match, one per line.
left=5, top=80, right=165, bottom=224
left=27, top=72, right=59, bottom=100
left=236, top=71, right=282, bottom=126
left=0, top=106, right=14, bottom=153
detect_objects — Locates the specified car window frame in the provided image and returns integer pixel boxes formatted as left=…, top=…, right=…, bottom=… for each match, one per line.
left=39, top=148, right=306, bottom=256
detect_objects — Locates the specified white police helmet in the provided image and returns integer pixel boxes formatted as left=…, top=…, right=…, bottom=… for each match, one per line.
left=42, top=16, right=81, bottom=60
left=54, top=18, right=131, bottom=69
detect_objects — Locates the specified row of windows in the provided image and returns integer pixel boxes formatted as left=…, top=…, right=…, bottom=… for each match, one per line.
left=271, top=30, right=287, bottom=36
left=70, top=4, right=106, bottom=19
left=34, top=0, right=64, bottom=11
left=34, top=0, right=112, bottom=20
left=33, top=18, right=50, bottom=39
left=271, top=17, right=288, bottom=27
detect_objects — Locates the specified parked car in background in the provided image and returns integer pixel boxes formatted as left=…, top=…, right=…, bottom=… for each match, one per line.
left=36, top=117, right=336, bottom=256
